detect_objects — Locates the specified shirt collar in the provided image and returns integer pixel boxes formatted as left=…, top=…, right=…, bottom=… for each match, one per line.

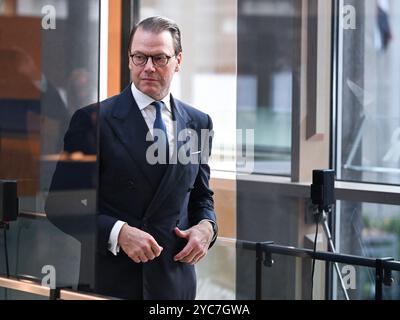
left=130, top=83, right=172, bottom=112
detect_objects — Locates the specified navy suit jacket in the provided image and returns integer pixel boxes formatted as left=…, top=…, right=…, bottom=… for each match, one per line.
left=46, top=85, right=217, bottom=299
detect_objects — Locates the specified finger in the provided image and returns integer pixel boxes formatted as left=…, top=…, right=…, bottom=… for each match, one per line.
left=138, top=252, right=148, bottom=263
left=182, top=248, right=200, bottom=264
left=131, top=255, right=141, bottom=264
left=143, top=246, right=156, bottom=261
left=174, top=242, right=194, bottom=261
left=192, top=251, right=206, bottom=265
left=174, top=227, right=189, bottom=239
left=145, top=234, right=163, bottom=254
left=150, top=241, right=163, bottom=257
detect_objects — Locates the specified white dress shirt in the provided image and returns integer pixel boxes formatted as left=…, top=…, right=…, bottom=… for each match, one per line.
left=108, top=83, right=215, bottom=255
left=131, top=83, right=175, bottom=158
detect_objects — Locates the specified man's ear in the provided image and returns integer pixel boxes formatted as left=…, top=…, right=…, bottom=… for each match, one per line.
left=175, top=52, right=183, bottom=72
left=128, top=51, right=133, bottom=70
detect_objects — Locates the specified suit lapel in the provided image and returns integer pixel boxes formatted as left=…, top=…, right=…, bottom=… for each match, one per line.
left=105, top=86, right=165, bottom=190
left=144, top=96, right=194, bottom=219
left=105, top=87, right=195, bottom=219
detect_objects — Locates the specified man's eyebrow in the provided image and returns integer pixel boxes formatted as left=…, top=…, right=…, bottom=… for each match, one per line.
left=131, top=50, right=169, bottom=56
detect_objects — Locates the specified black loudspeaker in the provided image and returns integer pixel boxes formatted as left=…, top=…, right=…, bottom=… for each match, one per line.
left=0, top=180, right=19, bottom=222
left=310, top=169, right=335, bottom=211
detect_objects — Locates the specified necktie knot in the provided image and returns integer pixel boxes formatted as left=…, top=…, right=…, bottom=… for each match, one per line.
left=152, top=100, right=164, bottom=112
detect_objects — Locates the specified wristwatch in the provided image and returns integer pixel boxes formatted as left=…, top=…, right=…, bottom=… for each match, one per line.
left=206, top=220, right=218, bottom=242
left=199, top=219, right=218, bottom=242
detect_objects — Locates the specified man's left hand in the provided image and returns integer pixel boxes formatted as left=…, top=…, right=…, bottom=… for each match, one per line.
left=173, top=221, right=214, bottom=265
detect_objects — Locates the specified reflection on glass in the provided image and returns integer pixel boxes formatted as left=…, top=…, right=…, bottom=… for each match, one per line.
left=338, top=0, right=400, bottom=185
left=338, top=201, right=400, bottom=299
left=335, top=267, right=400, bottom=300
left=132, top=1, right=298, bottom=302
left=140, top=0, right=237, bottom=172
left=237, top=0, right=296, bottom=175
left=0, top=0, right=99, bottom=296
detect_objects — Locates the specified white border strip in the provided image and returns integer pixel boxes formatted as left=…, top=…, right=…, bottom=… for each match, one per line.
left=333, top=0, right=345, bottom=299
left=99, top=0, right=109, bottom=101
left=336, top=0, right=344, bottom=180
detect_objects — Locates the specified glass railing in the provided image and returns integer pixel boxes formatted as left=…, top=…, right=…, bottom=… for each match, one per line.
left=0, top=0, right=100, bottom=297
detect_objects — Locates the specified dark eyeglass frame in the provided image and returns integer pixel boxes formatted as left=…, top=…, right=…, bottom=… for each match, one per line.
left=129, top=53, right=176, bottom=67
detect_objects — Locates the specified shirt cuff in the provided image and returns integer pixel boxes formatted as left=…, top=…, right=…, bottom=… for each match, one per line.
left=108, top=220, right=126, bottom=256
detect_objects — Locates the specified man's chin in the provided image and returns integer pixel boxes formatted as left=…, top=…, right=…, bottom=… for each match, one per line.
left=139, top=87, right=163, bottom=100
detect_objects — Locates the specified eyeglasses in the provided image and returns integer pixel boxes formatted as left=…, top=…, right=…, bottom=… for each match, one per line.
left=129, top=53, right=175, bottom=67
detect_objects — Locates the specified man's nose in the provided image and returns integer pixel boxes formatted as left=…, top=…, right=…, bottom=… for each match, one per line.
left=143, top=57, right=156, bottom=72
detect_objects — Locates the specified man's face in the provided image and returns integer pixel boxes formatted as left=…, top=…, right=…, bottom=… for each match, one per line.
left=129, top=28, right=182, bottom=100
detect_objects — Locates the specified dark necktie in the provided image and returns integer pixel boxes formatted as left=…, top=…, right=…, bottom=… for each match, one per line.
left=152, top=101, right=169, bottom=163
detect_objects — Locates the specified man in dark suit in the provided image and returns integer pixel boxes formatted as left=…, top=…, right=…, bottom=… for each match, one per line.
left=46, top=16, right=217, bottom=299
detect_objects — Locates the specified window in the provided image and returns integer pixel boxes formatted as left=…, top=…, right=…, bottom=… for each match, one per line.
left=334, top=0, right=400, bottom=300
left=336, top=200, right=400, bottom=299
left=238, top=0, right=296, bottom=175
left=337, top=0, right=400, bottom=185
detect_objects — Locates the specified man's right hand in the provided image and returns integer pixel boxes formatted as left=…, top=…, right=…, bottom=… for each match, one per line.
left=118, top=224, right=163, bottom=263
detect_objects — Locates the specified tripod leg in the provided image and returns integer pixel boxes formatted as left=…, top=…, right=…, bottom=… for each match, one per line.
left=322, top=218, right=350, bottom=300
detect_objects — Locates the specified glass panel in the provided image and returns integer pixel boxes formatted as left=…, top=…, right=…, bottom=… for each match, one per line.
left=139, top=0, right=237, bottom=172
left=337, top=201, right=400, bottom=299
left=196, top=239, right=236, bottom=300
left=334, top=266, right=400, bottom=300
left=0, top=287, right=48, bottom=300
left=138, top=0, right=238, bottom=300
left=0, top=0, right=100, bottom=296
left=337, top=0, right=400, bottom=185
left=237, top=0, right=297, bottom=175
left=237, top=249, right=302, bottom=300
left=236, top=183, right=305, bottom=299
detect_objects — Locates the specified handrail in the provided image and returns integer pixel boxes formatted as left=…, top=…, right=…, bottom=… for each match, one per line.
left=0, top=276, right=115, bottom=300
left=217, top=236, right=400, bottom=270
left=3, top=236, right=398, bottom=300
left=59, top=289, right=111, bottom=300
left=0, top=276, right=51, bottom=298
left=19, top=211, right=47, bottom=219
left=216, top=236, right=400, bottom=300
